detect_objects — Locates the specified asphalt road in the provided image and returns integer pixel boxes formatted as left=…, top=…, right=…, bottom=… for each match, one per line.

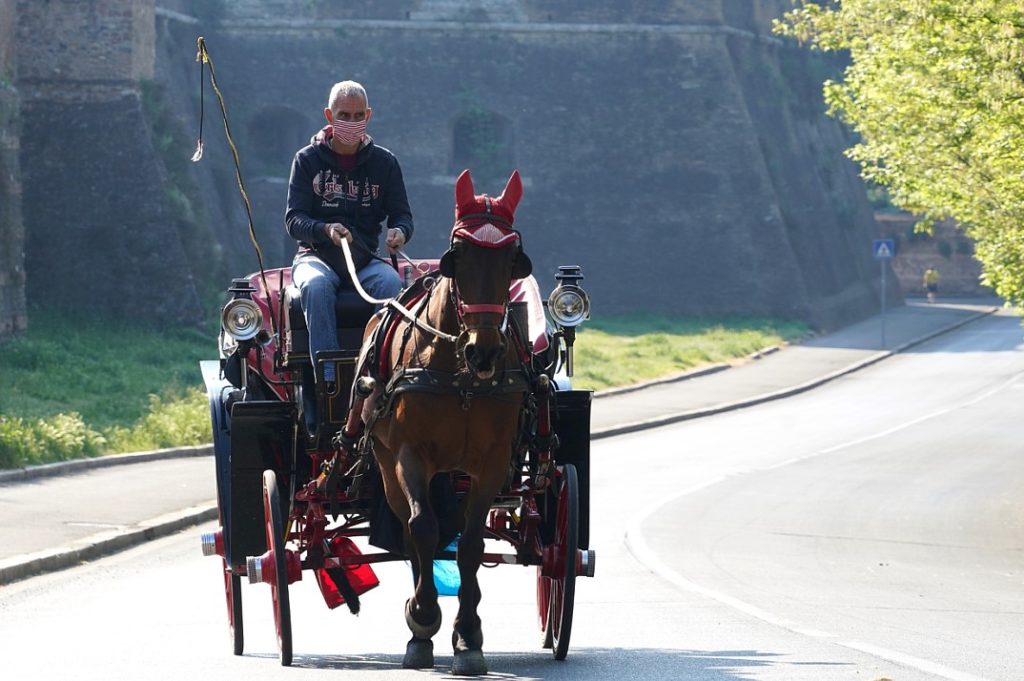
left=0, top=309, right=1020, bottom=680
left=635, top=309, right=1024, bottom=680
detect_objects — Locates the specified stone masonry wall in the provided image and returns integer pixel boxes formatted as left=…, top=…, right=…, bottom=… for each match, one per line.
left=0, top=0, right=14, bottom=68
left=16, top=0, right=153, bottom=85
left=16, top=0, right=201, bottom=322
left=3, top=0, right=891, bottom=332
left=224, top=0, right=790, bottom=30
left=0, top=0, right=26, bottom=340
left=166, top=0, right=887, bottom=329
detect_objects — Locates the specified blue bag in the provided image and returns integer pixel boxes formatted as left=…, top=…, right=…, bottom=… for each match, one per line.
left=432, top=537, right=461, bottom=596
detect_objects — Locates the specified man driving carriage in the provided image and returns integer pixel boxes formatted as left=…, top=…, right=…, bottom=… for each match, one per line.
left=285, top=80, right=413, bottom=398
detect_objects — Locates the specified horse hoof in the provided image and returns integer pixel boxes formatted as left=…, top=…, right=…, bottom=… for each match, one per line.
left=452, top=649, right=487, bottom=676
left=403, top=638, right=434, bottom=669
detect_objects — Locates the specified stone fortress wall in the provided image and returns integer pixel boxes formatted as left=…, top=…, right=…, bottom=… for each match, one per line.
left=2, top=0, right=903, bottom=339
left=4, top=0, right=200, bottom=334
left=171, top=0, right=890, bottom=328
left=0, top=0, right=25, bottom=340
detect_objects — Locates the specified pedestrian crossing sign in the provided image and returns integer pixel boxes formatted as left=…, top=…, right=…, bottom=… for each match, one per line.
left=873, top=239, right=895, bottom=259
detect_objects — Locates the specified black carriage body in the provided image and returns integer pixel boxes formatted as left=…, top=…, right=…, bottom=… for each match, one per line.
left=226, top=400, right=296, bottom=568
left=551, top=389, right=592, bottom=550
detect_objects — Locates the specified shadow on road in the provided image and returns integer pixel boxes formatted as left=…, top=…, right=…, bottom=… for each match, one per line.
left=283, top=646, right=851, bottom=679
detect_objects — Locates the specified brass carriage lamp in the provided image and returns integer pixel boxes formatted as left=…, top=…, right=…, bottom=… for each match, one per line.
left=222, top=278, right=263, bottom=342
left=219, top=278, right=269, bottom=389
left=547, top=266, right=590, bottom=377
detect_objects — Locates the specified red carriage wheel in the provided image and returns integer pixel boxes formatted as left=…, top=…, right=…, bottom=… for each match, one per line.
left=222, top=559, right=244, bottom=655
left=537, top=463, right=579, bottom=660
left=210, top=509, right=244, bottom=656
left=262, top=470, right=293, bottom=666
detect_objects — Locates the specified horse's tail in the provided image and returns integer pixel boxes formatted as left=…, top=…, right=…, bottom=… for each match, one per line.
left=326, top=567, right=361, bottom=615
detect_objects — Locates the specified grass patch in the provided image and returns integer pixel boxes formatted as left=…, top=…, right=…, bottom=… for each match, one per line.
left=0, top=308, right=213, bottom=429
left=571, top=314, right=808, bottom=391
left=0, top=309, right=807, bottom=468
left=0, top=308, right=214, bottom=468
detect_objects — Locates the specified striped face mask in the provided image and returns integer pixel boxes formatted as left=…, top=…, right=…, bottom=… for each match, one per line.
left=331, top=118, right=367, bottom=146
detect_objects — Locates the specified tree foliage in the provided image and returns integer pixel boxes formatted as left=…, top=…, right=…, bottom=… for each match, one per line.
left=774, top=1, right=1024, bottom=305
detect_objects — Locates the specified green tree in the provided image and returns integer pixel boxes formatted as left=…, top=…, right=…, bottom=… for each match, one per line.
left=774, top=1, right=1024, bottom=305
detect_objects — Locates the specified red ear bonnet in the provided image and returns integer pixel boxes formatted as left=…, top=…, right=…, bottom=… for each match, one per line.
left=455, top=169, right=477, bottom=215
left=451, top=170, right=522, bottom=248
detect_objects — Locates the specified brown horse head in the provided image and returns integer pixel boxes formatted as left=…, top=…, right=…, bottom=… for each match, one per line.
left=438, top=169, right=532, bottom=379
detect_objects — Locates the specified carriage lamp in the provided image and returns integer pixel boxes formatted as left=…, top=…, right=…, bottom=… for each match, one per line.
left=221, top=298, right=263, bottom=342
left=547, top=266, right=590, bottom=328
left=227, top=277, right=257, bottom=298
left=548, top=287, right=589, bottom=327
left=547, top=266, right=590, bottom=377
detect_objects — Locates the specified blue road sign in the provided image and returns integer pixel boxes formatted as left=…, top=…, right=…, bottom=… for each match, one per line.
left=873, top=239, right=895, bottom=259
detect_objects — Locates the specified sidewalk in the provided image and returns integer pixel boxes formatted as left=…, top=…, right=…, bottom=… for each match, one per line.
left=0, top=299, right=1002, bottom=584
left=591, top=298, right=1000, bottom=437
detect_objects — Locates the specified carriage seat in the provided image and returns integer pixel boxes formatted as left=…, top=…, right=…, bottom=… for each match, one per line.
left=281, top=284, right=377, bottom=367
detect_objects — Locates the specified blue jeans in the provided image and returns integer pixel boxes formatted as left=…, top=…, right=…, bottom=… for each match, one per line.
left=292, top=256, right=402, bottom=383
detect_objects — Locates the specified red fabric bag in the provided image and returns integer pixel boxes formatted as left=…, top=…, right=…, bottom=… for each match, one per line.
left=314, top=537, right=380, bottom=609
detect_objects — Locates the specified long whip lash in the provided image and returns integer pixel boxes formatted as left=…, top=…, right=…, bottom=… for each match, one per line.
left=192, top=36, right=277, bottom=338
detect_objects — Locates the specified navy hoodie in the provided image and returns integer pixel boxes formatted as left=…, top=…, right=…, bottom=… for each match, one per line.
left=285, top=135, right=414, bottom=273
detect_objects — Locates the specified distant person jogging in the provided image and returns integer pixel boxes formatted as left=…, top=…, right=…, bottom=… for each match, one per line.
left=923, top=267, right=940, bottom=303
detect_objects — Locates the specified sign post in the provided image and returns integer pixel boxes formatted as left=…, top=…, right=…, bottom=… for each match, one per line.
left=873, top=239, right=895, bottom=347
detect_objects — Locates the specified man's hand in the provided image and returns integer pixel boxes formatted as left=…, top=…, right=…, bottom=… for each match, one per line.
left=325, top=223, right=353, bottom=247
left=386, top=227, right=406, bottom=255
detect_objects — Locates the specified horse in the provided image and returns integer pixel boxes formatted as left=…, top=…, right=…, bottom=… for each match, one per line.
left=355, top=169, right=534, bottom=675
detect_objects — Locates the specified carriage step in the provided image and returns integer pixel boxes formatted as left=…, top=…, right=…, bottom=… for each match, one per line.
left=200, top=528, right=224, bottom=558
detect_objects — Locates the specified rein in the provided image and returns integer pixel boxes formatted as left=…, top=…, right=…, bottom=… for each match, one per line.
left=339, top=238, right=511, bottom=342
left=339, top=239, right=458, bottom=343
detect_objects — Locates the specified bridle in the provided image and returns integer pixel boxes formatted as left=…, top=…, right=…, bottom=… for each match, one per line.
left=441, top=211, right=525, bottom=337
left=453, top=282, right=509, bottom=323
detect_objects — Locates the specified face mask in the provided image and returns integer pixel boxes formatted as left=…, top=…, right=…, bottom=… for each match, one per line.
left=331, top=118, right=367, bottom=147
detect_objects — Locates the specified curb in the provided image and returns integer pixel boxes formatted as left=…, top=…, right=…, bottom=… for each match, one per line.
left=0, top=445, right=213, bottom=486
left=0, top=306, right=998, bottom=584
left=0, top=503, right=218, bottom=586
left=591, top=306, right=999, bottom=440
left=593, top=363, right=730, bottom=399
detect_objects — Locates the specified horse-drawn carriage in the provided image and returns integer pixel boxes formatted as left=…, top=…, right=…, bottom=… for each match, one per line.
left=198, top=170, right=595, bottom=674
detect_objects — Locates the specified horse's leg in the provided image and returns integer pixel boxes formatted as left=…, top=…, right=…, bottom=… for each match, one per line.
left=395, top=443, right=442, bottom=669
left=450, top=471, right=504, bottom=676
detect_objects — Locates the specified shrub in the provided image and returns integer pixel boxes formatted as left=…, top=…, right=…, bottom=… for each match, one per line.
left=0, top=417, right=34, bottom=468
left=34, top=413, right=106, bottom=462
left=0, top=391, right=209, bottom=469
left=0, top=413, right=105, bottom=468
left=104, top=389, right=211, bottom=453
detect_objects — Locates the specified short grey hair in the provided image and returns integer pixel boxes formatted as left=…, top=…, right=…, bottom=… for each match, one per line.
left=328, top=81, right=368, bottom=109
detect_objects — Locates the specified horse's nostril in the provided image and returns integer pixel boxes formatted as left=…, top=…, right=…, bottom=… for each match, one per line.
left=463, top=334, right=509, bottom=374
